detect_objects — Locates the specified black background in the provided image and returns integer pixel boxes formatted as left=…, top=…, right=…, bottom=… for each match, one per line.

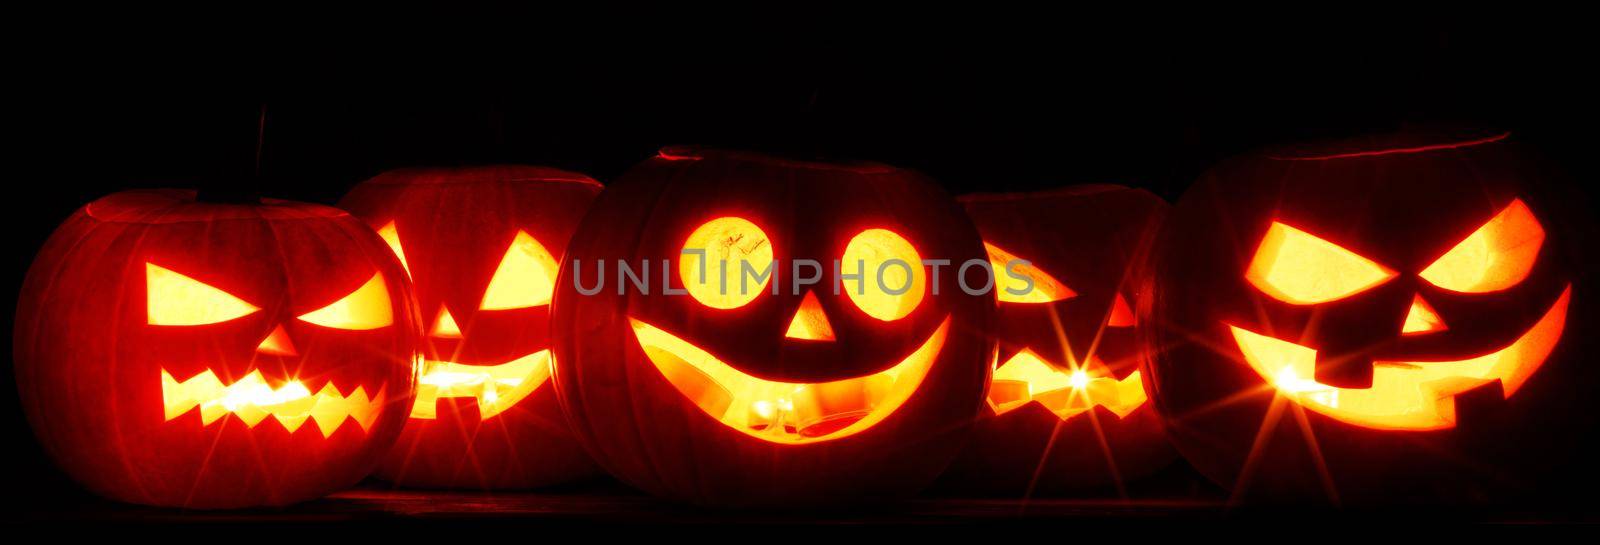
left=5, top=7, right=1596, bottom=521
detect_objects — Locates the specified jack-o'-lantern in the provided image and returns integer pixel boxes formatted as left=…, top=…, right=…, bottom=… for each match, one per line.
left=14, top=189, right=418, bottom=508
left=937, top=186, right=1174, bottom=496
left=339, top=166, right=601, bottom=489
left=1146, top=130, right=1587, bottom=503
left=551, top=148, right=995, bottom=507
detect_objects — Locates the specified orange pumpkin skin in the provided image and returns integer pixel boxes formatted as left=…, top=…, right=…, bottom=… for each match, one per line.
left=14, top=190, right=418, bottom=508
left=1146, top=130, right=1586, bottom=503
left=339, top=166, right=601, bottom=489
left=939, top=186, right=1174, bottom=495
left=551, top=148, right=995, bottom=507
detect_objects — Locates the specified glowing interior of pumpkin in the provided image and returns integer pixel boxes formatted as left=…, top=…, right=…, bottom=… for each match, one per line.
left=631, top=317, right=948, bottom=444
left=410, top=350, right=552, bottom=419
left=147, top=263, right=393, bottom=330
left=1245, top=222, right=1398, bottom=305
left=297, top=273, right=395, bottom=330
left=377, top=221, right=412, bottom=276
left=840, top=229, right=927, bottom=320
left=162, top=369, right=384, bottom=436
left=1230, top=286, right=1570, bottom=431
left=1401, top=295, right=1448, bottom=334
left=481, top=230, right=560, bottom=310
left=984, top=243, right=1076, bottom=303
left=987, top=349, right=1147, bottom=419
left=146, top=263, right=259, bottom=325
left=784, top=291, right=836, bottom=341
left=1419, top=199, right=1544, bottom=293
left=680, top=217, right=774, bottom=309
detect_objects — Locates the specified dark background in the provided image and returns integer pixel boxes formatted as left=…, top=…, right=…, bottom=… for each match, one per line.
left=5, top=8, right=1595, bottom=521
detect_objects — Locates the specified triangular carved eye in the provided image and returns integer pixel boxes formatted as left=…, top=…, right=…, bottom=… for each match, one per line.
left=376, top=221, right=411, bottom=277
left=299, top=273, right=393, bottom=330
left=146, top=263, right=259, bottom=325
left=480, top=230, right=559, bottom=310
left=1245, top=222, right=1397, bottom=305
left=984, top=243, right=1075, bottom=304
left=1420, top=199, right=1544, bottom=294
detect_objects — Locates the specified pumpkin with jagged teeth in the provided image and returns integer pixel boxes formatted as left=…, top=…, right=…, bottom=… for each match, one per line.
left=340, top=166, right=602, bottom=489
left=15, top=189, right=418, bottom=508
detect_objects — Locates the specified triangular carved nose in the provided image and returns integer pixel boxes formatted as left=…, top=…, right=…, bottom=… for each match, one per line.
left=432, top=307, right=463, bottom=338
left=785, top=291, right=835, bottom=341
left=256, top=325, right=297, bottom=356
left=1107, top=293, right=1136, bottom=327
left=1402, top=294, right=1448, bottom=335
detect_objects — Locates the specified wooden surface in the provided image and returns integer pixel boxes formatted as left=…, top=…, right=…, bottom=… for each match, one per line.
left=12, top=474, right=1235, bottom=525
left=10, top=469, right=1593, bottom=525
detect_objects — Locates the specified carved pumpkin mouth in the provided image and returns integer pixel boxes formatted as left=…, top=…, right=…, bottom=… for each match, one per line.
left=409, top=350, right=551, bottom=420
left=986, top=349, right=1147, bottom=420
left=161, top=369, right=386, bottom=437
left=630, top=316, right=949, bottom=444
left=1229, top=285, right=1571, bottom=431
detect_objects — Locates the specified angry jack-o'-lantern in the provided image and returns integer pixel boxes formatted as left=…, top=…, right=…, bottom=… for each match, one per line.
left=1146, top=130, right=1586, bottom=503
left=551, top=148, right=994, bottom=507
left=937, top=186, right=1174, bottom=495
left=340, top=166, right=601, bottom=489
left=14, top=189, right=418, bottom=508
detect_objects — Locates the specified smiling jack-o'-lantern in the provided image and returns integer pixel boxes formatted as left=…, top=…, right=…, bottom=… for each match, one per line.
left=1146, top=130, right=1587, bottom=503
left=551, top=148, right=994, bottom=507
left=14, top=189, right=418, bottom=508
left=339, top=166, right=601, bottom=489
left=937, top=186, right=1174, bottom=495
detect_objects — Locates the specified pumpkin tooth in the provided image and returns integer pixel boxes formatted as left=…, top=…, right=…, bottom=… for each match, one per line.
left=987, top=351, right=1148, bottom=419
left=161, top=369, right=386, bottom=435
left=1228, top=285, right=1570, bottom=431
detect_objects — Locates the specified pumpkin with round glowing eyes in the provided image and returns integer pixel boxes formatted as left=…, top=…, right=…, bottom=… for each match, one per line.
left=551, top=148, right=995, bottom=507
left=1146, top=130, right=1587, bottom=503
left=14, top=190, right=418, bottom=508
left=339, top=166, right=602, bottom=489
left=936, top=186, right=1174, bottom=495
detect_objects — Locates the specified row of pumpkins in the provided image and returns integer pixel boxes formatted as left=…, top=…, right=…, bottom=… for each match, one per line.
left=14, top=129, right=1586, bottom=509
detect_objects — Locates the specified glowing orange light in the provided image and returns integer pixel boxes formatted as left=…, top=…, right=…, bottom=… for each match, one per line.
left=1420, top=199, right=1544, bottom=294
left=431, top=307, right=462, bottom=338
left=841, top=228, right=926, bottom=320
left=480, top=230, right=560, bottom=310
left=1107, top=293, right=1136, bottom=327
left=1229, top=286, right=1569, bottom=430
left=987, top=349, right=1147, bottom=419
left=1401, top=295, right=1448, bottom=334
left=631, top=316, right=949, bottom=444
left=298, top=273, right=394, bottom=330
left=409, top=350, right=551, bottom=420
left=161, top=369, right=384, bottom=437
left=146, top=263, right=260, bottom=326
left=1245, top=222, right=1397, bottom=305
left=255, top=325, right=297, bottom=356
left=680, top=217, right=774, bottom=309
left=984, top=243, right=1075, bottom=304
left=785, top=291, right=835, bottom=341
left=376, top=221, right=411, bottom=276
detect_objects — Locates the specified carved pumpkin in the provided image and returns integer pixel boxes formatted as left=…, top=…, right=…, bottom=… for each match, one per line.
left=14, top=189, right=418, bottom=508
left=551, top=148, right=995, bottom=507
left=938, top=186, right=1174, bottom=495
left=1146, top=130, right=1585, bottom=503
left=339, top=166, right=601, bottom=489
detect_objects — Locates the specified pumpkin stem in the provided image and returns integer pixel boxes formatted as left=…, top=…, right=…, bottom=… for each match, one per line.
left=196, top=103, right=268, bottom=204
